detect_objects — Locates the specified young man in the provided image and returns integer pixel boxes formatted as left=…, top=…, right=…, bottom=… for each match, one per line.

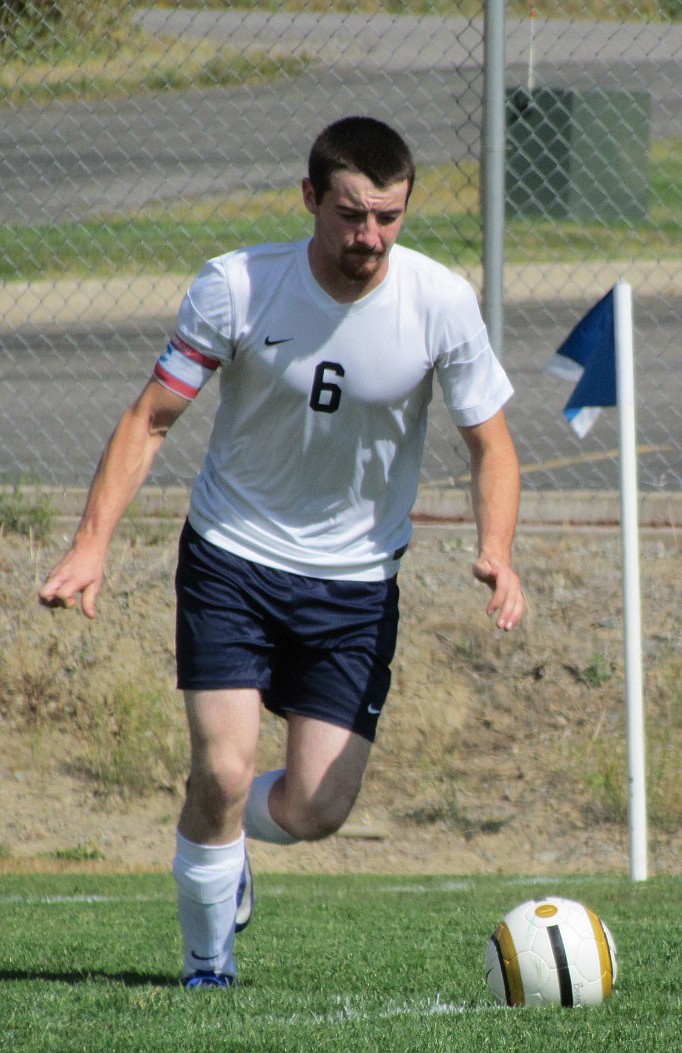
left=40, top=116, right=525, bottom=988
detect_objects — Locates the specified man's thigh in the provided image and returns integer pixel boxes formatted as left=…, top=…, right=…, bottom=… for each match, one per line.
left=269, top=713, right=373, bottom=835
left=184, top=688, right=262, bottom=775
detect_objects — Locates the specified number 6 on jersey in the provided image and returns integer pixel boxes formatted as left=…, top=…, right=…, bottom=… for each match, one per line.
left=310, top=361, right=345, bottom=413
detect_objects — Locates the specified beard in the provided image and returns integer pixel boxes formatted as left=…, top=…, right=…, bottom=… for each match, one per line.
left=337, top=248, right=385, bottom=282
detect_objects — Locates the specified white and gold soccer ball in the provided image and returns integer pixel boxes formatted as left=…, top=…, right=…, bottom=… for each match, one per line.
left=485, top=896, right=618, bottom=1007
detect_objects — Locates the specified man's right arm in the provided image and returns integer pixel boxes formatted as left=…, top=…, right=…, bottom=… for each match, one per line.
left=39, top=378, right=189, bottom=619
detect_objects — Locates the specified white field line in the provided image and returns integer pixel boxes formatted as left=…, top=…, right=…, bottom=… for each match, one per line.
left=0, top=875, right=599, bottom=907
left=377, top=876, right=599, bottom=894
left=0, top=894, right=173, bottom=905
left=379, top=880, right=473, bottom=893
left=262, top=994, right=495, bottom=1027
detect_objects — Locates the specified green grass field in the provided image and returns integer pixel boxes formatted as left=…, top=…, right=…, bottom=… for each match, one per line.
left=0, top=872, right=679, bottom=1052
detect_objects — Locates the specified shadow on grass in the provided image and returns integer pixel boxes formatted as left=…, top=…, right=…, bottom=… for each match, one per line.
left=0, top=968, right=179, bottom=988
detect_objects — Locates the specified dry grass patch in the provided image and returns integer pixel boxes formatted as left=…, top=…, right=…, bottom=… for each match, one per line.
left=0, top=522, right=680, bottom=873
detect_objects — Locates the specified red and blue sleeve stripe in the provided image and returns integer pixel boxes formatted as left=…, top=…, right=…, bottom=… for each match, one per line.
left=153, top=332, right=221, bottom=400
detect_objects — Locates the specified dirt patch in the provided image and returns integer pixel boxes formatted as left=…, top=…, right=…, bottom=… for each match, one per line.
left=0, top=521, right=679, bottom=877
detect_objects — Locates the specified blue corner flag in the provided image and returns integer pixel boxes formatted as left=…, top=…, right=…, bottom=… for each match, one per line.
left=546, top=287, right=617, bottom=438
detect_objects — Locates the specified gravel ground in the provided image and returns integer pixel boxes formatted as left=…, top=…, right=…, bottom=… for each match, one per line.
left=0, top=521, right=679, bottom=877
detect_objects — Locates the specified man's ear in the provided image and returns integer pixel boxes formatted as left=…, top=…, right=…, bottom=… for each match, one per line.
left=301, top=177, right=318, bottom=215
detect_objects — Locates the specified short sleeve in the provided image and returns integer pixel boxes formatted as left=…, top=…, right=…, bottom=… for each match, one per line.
left=434, top=278, right=514, bottom=427
left=176, top=257, right=236, bottom=364
left=152, top=257, right=236, bottom=399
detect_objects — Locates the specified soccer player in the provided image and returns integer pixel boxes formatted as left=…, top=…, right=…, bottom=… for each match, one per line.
left=40, top=116, right=525, bottom=988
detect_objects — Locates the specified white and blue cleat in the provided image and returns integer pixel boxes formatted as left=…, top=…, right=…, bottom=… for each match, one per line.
left=183, top=971, right=235, bottom=989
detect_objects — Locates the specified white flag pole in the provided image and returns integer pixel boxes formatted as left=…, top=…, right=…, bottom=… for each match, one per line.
left=614, top=279, right=648, bottom=881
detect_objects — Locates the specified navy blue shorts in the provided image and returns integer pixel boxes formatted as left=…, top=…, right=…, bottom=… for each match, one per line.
left=175, top=521, right=400, bottom=742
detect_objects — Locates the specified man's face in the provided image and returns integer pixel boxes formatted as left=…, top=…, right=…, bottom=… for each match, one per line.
left=303, top=169, right=410, bottom=298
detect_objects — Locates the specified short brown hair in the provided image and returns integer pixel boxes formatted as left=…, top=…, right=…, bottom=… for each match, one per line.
left=307, top=116, right=415, bottom=204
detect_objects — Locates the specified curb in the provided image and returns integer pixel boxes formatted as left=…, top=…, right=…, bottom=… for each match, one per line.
left=3, top=261, right=680, bottom=330
left=6, top=485, right=681, bottom=529
left=414, top=486, right=682, bottom=528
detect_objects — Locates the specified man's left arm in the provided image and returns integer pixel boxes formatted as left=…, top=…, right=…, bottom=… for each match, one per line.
left=458, top=409, right=525, bottom=631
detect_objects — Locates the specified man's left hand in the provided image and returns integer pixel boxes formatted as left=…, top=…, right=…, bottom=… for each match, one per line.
left=473, top=554, right=525, bottom=631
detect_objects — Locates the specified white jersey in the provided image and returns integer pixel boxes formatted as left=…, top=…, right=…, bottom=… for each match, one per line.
left=154, top=239, right=513, bottom=580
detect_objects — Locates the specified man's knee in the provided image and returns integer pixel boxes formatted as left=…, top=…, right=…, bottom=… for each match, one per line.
left=186, top=758, right=253, bottom=827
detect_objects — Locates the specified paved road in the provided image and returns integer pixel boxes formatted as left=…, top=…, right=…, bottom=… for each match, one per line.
left=1, top=13, right=680, bottom=225
left=1, top=295, right=679, bottom=493
left=1, top=10, right=680, bottom=493
left=0, top=66, right=482, bottom=225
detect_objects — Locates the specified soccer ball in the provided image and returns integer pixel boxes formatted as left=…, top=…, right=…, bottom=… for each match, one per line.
left=485, top=896, right=618, bottom=1007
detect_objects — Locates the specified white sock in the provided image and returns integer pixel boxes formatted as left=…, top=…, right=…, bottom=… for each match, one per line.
left=243, top=769, right=300, bottom=845
left=172, top=830, right=245, bottom=980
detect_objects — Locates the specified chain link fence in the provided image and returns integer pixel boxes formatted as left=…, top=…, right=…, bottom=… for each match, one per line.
left=1, top=1, right=680, bottom=500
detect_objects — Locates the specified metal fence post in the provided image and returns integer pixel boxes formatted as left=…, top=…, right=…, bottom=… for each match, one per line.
left=482, top=0, right=506, bottom=360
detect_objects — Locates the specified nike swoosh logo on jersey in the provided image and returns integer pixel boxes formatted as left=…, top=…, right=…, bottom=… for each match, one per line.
left=265, top=335, right=294, bottom=346
left=367, top=704, right=382, bottom=715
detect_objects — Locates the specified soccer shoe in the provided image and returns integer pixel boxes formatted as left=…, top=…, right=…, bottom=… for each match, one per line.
left=235, top=849, right=254, bottom=933
left=183, top=971, right=235, bottom=990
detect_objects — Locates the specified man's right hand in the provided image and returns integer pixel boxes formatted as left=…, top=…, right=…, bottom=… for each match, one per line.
left=39, top=546, right=105, bottom=619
